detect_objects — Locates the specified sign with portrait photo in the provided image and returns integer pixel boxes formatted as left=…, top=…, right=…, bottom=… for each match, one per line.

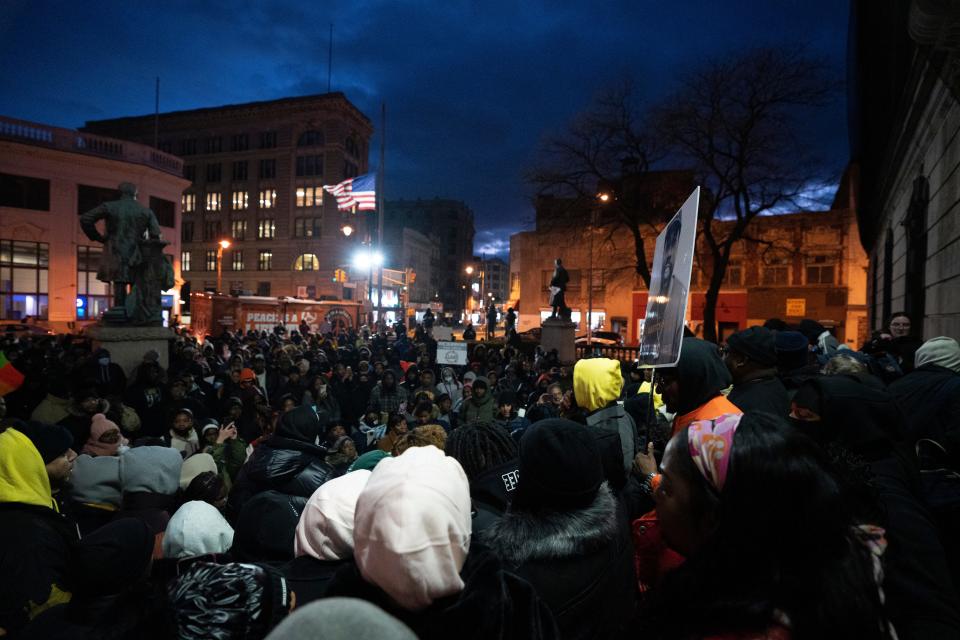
left=638, top=187, right=700, bottom=367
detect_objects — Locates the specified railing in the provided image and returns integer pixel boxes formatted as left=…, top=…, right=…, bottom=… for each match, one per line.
left=0, top=115, right=184, bottom=177
left=576, top=344, right=642, bottom=362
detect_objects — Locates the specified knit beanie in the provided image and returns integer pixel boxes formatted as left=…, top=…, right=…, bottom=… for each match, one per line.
left=348, top=450, right=390, bottom=472
left=83, top=413, right=125, bottom=457
left=266, top=598, right=417, bottom=640
left=513, top=418, right=604, bottom=510
left=774, top=330, right=809, bottom=353
left=179, top=452, right=218, bottom=491
left=16, top=421, right=74, bottom=464
left=915, top=336, right=960, bottom=373
left=70, top=454, right=121, bottom=507
left=120, top=446, right=183, bottom=495
left=295, top=469, right=372, bottom=561
left=353, top=445, right=471, bottom=611
left=727, top=326, right=778, bottom=366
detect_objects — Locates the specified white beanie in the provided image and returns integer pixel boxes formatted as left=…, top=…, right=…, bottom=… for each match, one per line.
left=353, top=445, right=471, bottom=611
left=162, top=500, right=234, bottom=559
left=179, top=452, right=218, bottom=491
left=915, top=336, right=960, bottom=373
left=294, top=469, right=372, bottom=561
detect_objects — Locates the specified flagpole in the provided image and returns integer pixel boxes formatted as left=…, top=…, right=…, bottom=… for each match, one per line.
left=376, top=102, right=385, bottom=326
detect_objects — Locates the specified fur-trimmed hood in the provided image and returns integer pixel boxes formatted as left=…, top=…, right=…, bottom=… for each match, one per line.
left=482, top=483, right=618, bottom=565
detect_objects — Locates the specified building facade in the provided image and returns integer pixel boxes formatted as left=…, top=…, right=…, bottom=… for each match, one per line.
left=849, top=0, right=960, bottom=338
left=0, top=116, right=188, bottom=331
left=83, top=93, right=373, bottom=310
left=385, top=227, right=436, bottom=304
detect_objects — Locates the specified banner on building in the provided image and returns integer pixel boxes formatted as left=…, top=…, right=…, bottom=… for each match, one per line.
left=436, top=341, right=468, bottom=366
left=638, top=187, right=700, bottom=368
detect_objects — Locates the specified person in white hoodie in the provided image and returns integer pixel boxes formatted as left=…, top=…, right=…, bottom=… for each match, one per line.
left=162, top=500, right=234, bottom=559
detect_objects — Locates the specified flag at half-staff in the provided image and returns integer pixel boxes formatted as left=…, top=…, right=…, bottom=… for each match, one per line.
left=323, top=172, right=377, bottom=211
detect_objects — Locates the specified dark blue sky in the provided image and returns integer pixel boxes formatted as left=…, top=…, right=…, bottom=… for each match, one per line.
left=0, top=1, right=849, bottom=258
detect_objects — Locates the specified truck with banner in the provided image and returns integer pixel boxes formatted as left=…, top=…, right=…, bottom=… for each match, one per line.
left=189, top=293, right=364, bottom=338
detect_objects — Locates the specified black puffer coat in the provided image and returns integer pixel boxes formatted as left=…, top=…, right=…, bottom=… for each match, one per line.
left=226, top=405, right=334, bottom=521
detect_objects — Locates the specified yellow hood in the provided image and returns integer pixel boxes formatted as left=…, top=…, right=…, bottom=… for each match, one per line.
left=0, top=428, right=54, bottom=509
left=574, top=358, right=623, bottom=412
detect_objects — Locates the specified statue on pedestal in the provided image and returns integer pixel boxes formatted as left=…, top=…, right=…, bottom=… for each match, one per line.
left=547, top=258, right=571, bottom=322
left=80, top=182, right=169, bottom=326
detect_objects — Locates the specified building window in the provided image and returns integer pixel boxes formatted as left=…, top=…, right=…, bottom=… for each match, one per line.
left=258, top=189, right=277, bottom=209
left=259, top=131, right=277, bottom=149
left=257, top=281, right=271, bottom=296
left=806, top=256, right=835, bottom=285
left=183, top=165, right=196, bottom=182
left=205, top=192, right=222, bottom=212
left=761, top=255, right=791, bottom=286
left=76, top=184, right=120, bottom=216
left=76, top=246, right=109, bottom=321
left=205, top=250, right=217, bottom=272
left=257, top=218, right=275, bottom=239
left=0, top=172, right=50, bottom=211
left=232, top=250, right=244, bottom=271
left=182, top=193, right=196, bottom=213
left=343, top=161, right=358, bottom=178
left=258, top=250, right=273, bottom=271
left=204, top=137, right=222, bottom=153
left=231, top=190, right=249, bottom=210
left=294, top=253, right=319, bottom=271
left=723, top=259, right=743, bottom=287
left=296, top=155, right=323, bottom=177
left=181, top=251, right=191, bottom=272
left=232, top=161, right=248, bottom=181
left=231, top=134, right=249, bottom=152
left=180, top=139, right=197, bottom=155
left=295, top=186, right=323, bottom=207
left=206, top=163, right=222, bottom=183
left=150, top=196, right=175, bottom=228
left=297, top=130, right=325, bottom=147
left=293, top=217, right=322, bottom=238
left=259, top=159, right=276, bottom=179
left=0, top=240, right=49, bottom=320
left=202, top=221, right=222, bottom=242
left=181, top=221, right=194, bottom=243
left=231, top=219, right=247, bottom=240
left=345, top=135, right=358, bottom=156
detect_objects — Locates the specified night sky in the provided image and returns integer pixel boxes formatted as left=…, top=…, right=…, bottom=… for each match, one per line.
left=0, top=1, right=849, bottom=258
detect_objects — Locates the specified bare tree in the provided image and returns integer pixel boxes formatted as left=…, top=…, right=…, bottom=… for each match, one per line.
left=653, top=46, right=835, bottom=342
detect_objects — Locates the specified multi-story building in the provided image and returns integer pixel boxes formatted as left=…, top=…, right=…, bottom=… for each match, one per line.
left=481, top=257, right=509, bottom=303
left=509, top=175, right=868, bottom=346
left=83, top=93, right=373, bottom=310
left=384, top=199, right=475, bottom=315
left=849, top=0, right=960, bottom=337
left=384, top=227, right=436, bottom=304
left=0, top=115, right=188, bottom=331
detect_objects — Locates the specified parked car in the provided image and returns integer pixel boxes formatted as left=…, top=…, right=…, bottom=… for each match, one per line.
left=575, top=331, right=624, bottom=346
left=517, top=327, right=542, bottom=342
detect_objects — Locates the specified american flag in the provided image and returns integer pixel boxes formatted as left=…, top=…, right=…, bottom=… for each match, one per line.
left=323, top=172, right=377, bottom=211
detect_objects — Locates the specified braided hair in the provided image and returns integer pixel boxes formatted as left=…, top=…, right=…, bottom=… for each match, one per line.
left=446, top=421, right=518, bottom=481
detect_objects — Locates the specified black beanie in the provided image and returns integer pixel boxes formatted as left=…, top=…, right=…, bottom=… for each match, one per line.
left=727, top=326, right=778, bottom=366
left=513, top=419, right=603, bottom=510
left=497, top=390, right=518, bottom=406
left=17, top=421, right=74, bottom=463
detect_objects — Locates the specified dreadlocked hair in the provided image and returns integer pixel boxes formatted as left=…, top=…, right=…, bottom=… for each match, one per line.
left=446, top=421, right=518, bottom=482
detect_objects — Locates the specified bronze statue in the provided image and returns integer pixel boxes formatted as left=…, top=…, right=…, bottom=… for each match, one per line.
left=548, top=258, right=571, bottom=320
left=80, top=182, right=168, bottom=325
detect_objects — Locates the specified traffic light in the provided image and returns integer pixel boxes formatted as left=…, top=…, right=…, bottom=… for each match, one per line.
left=332, top=268, right=347, bottom=283
left=405, top=268, right=416, bottom=285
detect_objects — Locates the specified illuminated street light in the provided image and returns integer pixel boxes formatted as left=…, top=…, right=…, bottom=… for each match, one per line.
left=352, top=248, right=384, bottom=270
left=465, top=265, right=474, bottom=275
left=598, top=192, right=611, bottom=202
left=218, top=239, right=231, bottom=250
left=341, top=222, right=355, bottom=237
left=216, top=239, right=231, bottom=293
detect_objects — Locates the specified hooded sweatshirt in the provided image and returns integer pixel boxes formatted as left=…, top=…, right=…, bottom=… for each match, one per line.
left=671, top=338, right=741, bottom=434
left=162, top=500, right=235, bottom=558
left=120, top=446, right=183, bottom=495
left=353, top=445, right=472, bottom=611
left=0, top=427, right=54, bottom=509
left=460, top=377, right=495, bottom=425
left=71, top=454, right=121, bottom=508
left=574, top=358, right=637, bottom=479
left=179, top=452, right=218, bottom=491
left=295, top=469, right=372, bottom=561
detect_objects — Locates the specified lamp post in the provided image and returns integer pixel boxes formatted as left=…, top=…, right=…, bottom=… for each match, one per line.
left=588, top=189, right=613, bottom=342
left=216, top=239, right=230, bottom=294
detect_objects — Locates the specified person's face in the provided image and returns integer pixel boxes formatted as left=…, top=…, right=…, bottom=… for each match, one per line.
left=488, top=372, right=498, bottom=385
left=421, top=372, right=434, bottom=387
left=365, top=411, right=379, bottom=425
left=80, top=396, right=100, bottom=414
left=722, top=347, right=747, bottom=380
left=173, top=412, right=193, bottom=434
left=98, top=428, right=121, bottom=444
left=549, top=386, right=563, bottom=405
left=655, top=371, right=681, bottom=414
left=328, top=425, right=347, bottom=441
left=342, top=440, right=357, bottom=459
left=654, top=437, right=709, bottom=556
left=474, top=385, right=487, bottom=399
left=463, top=386, right=472, bottom=399
left=228, top=403, right=243, bottom=420
left=46, top=448, right=77, bottom=488
left=889, top=315, right=911, bottom=338
left=203, top=429, right=219, bottom=445
left=230, top=369, right=242, bottom=383
left=499, top=402, right=513, bottom=418
left=374, top=362, right=384, bottom=374
left=170, top=384, right=186, bottom=400
left=282, top=398, right=296, bottom=413
left=440, top=397, right=452, bottom=413
left=253, top=359, right=266, bottom=374
left=393, top=421, right=409, bottom=436
left=415, top=411, right=431, bottom=425
left=146, top=366, right=160, bottom=384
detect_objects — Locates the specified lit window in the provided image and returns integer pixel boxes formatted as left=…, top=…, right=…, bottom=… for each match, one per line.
left=231, top=191, right=248, bottom=210
left=206, top=192, right=222, bottom=212
left=231, top=219, right=247, bottom=240
left=182, top=193, right=196, bottom=213
left=258, top=250, right=273, bottom=271
left=294, top=253, right=319, bottom=271
left=205, top=250, right=217, bottom=272
left=295, top=186, right=322, bottom=207
left=257, top=218, right=275, bottom=239
left=181, top=251, right=192, bottom=272
left=232, top=250, right=244, bottom=271
left=259, top=189, right=276, bottom=209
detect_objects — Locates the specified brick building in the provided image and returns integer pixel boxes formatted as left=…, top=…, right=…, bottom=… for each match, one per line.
left=0, top=116, right=188, bottom=331
left=83, top=93, right=373, bottom=310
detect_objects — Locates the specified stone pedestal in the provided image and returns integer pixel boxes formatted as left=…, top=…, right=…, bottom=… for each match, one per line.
left=541, top=318, right=577, bottom=364
left=84, top=325, right=175, bottom=379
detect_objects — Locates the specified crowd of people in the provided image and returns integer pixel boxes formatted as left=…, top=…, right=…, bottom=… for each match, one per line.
left=0, top=310, right=958, bottom=639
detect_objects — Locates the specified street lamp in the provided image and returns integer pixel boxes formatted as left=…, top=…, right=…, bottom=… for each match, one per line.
left=216, top=239, right=231, bottom=294
left=588, top=188, right=614, bottom=341
left=341, top=222, right=355, bottom=237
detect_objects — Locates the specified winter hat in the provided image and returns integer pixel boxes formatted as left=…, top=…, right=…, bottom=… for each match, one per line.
left=265, top=598, right=417, bottom=640
left=120, top=446, right=183, bottom=495
left=573, top=358, right=623, bottom=412
left=163, top=500, right=235, bottom=558
left=727, top=326, right=778, bottom=366
left=70, top=454, right=121, bottom=507
left=82, top=413, right=125, bottom=457
left=232, top=490, right=307, bottom=562
left=240, top=368, right=256, bottom=381
left=915, top=337, right=960, bottom=373
left=497, top=390, right=518, bottom=406
left=463, top=371, right=478, bottom=386
left=16, top=421, right=74, bottom=464
left=295, top=469, right=372, bottom=561
left=347, top=450, right=390, bottom=472
left=797, top=319, right=828, bottom=345
left=472, top=376, right=489, bottom=391
left=513, top=419, right=604, bottom=510
left=200, top=423, right=220, bottom=438
left=353, top=445, right=471, bottom=611
left=180, top=452, right=218, bottom=491
left=775, top=330, right=809, bottom=353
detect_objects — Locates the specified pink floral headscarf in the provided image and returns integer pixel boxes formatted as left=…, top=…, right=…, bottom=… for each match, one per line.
left=687, top=413, right=742, bottom=492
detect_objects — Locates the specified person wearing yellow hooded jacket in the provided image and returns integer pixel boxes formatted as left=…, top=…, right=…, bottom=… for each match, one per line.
left=573, top=358, right=639, bottom=492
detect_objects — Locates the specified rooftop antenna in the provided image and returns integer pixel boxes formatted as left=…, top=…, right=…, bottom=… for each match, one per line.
left=327, top=23, right=333, bottom=92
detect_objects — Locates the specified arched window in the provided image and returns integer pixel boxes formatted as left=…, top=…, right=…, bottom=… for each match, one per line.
left=293, top=253, right=320, bottom=271
left=297, top=130, right=325, bottom=147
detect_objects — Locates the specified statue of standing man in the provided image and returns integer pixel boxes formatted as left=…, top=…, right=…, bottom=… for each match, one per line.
left=548, top=257, right=570, bottom=320
left=80, top=182, right=167, bottom=324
